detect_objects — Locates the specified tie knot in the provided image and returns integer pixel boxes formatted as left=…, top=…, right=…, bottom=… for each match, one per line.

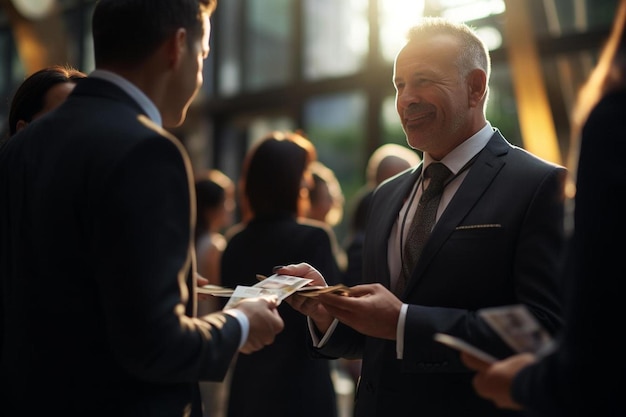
left=425, top=163, right=451, bottom=184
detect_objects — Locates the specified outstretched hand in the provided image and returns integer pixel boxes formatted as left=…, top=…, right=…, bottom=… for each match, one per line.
left=276, top=263, right=335, bottom=333
left=315, top=283, right=402, bottom=340
left=231, top=296, right=284, bottom=354
left=461, top=351, right=536, bottom=410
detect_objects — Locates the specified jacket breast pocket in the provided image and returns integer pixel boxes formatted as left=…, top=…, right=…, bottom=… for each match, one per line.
left=454, top=223, right=502, bottom=232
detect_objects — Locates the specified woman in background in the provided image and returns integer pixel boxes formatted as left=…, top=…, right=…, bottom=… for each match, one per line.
left=2, top=65, right=85, bottom=143
left=194, top=169, right=236, bottom=417
left=195, top=169, right=235, bottom=299
left=8, top=65, right=86, bottom=135
left=221, top=130, right=340, bottom=417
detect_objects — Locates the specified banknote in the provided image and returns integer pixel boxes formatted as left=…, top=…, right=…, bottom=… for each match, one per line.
left=295, top=284, right=352, bottom=297
left=253, top=274, right=312, bottom=298
left=478, top=304, right=556, bottom=356
left=223, top=274, right=312, bottom=308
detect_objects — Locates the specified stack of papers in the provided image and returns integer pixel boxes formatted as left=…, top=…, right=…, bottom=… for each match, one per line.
left=224, top=274, right=312, bottom=308
left=199, top=274, right=354, bottom=308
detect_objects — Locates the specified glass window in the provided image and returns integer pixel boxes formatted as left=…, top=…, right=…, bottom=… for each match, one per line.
left=0, top=33, right=7, bottom=97
left=303, top=0, right=369, bottom=80
left=437, top=0, right=506, bottom=23
left=244, top=0, right=293, bottom=91
left=381, top=95, right=408, bottom=146
left=248, top=116, right=296, bottom=147
left=540, top=48, right=601, bottom=162
left=485, top=62, right=521, bottom=147
left=217, top=0, right=243, bottom=96
left=81, top=3, right=95, bottom=72
left=378, top=0, right=426, bottom=62
left=303, top=91, right=367, bottom=242
left=536, top=0, right=618, bottom=36
left=0, top=33, right=7, bottom=137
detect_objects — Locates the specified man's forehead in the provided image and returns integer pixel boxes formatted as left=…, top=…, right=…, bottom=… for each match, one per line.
left=395, top=38, right=459, bottom=69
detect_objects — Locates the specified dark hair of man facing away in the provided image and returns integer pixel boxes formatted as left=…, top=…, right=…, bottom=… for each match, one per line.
left=92, top=0, right=216, bottom=69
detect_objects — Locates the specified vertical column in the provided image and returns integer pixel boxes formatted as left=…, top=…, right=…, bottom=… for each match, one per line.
left=1, top=0, right=69, bottom=74
left=503, top=0, right=562, bottom=164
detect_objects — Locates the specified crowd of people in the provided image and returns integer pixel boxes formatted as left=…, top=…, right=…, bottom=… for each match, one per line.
left=1, top=0, right=624, bottom=416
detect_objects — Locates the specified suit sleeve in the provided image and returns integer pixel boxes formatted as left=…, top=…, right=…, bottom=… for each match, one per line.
left=93, top=133, right=241, bottom=383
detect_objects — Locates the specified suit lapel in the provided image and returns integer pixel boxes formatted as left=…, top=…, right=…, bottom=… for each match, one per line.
left=370, top=164, right=423, bottom=289
left=403, top=131, right=510, bottom=295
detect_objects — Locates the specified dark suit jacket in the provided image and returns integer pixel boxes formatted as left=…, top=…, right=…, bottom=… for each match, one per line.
left=511, top=91, right=626, bottom=417
left=315, top=130, right=567, bottom=417
left=221, top=213, right=340, bottom=417
left=0, top=77, right=242, bottom=416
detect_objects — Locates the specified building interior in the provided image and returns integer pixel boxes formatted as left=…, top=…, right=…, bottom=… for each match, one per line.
left=0, top=0, right=618, bottom=243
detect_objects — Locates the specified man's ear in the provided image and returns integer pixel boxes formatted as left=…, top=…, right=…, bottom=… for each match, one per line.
left=168, top=28, right=188, bottom=69
left=467, top=68, right=487, bottom=107
left=15, top=120, right=28, bottom=133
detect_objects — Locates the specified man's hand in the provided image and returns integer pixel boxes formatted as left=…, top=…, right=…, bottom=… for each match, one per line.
left=274, top=263, right=327, bottom=285
left=461, top=351, right=536, bottom=410
left=276, top=263, right=335, bottom=333
left=317, top=283, right=402, bottom=340
left=233, top=297, right=284, bottom=354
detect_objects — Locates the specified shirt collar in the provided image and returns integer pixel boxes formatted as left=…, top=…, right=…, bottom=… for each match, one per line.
left=423, top=122, right=493, bottom=175
left=89, top=69, right=162, bottom=127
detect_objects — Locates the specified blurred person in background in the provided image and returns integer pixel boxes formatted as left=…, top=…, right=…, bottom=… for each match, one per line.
left=307, top=160, right=347, bottom=272
left=343, top=143, right=421, bottom=288
left=365, top=143, right=422, bottom=189
left=195, top=168, right=236, bottom=303
left=1, top=64, right=86, bottom=144
left=194, top=168, right=236, bottom=417
left=221, top=130, right=341, bottom=417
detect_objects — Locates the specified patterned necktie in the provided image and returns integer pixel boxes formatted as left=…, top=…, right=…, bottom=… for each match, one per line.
left=396, top=163, right=452, bottom=295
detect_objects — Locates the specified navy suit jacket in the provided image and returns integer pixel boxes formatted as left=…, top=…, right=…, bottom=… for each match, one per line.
left=316, top=130, right=567, bottom=417
left=221, top=214, right=340, bottom=417
left=0, top=77, right=242, bottom=416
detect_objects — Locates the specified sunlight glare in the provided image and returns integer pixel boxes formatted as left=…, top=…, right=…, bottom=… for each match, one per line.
left=440, top=0, right=506, bottom=22
left=378, top=0, right=426, bottom=61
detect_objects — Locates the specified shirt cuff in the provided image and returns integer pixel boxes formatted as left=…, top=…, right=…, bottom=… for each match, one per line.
left=224, top=308, right=249, bottom=350
left=308, top=316, right=339, bottom=347
left=396, top=303, right=408, bottom=359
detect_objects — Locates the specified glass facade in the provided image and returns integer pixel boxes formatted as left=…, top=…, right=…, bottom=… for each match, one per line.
left=0, top=0, right=619, bottom=238
left=303, top=0, right=369, bottom=80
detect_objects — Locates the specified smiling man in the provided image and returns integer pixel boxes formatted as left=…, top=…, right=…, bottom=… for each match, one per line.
left=281, top=17, right=568, bottom=417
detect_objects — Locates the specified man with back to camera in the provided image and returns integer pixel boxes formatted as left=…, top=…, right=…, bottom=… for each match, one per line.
left=282, top=17, right=567, bottom=417
left=0, top=1, right=284, bottom=415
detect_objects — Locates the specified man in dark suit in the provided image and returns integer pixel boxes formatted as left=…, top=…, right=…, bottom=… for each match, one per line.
left=0, top=1, right=283, bottom=415
left=282, top=17, right=566, bottom=417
